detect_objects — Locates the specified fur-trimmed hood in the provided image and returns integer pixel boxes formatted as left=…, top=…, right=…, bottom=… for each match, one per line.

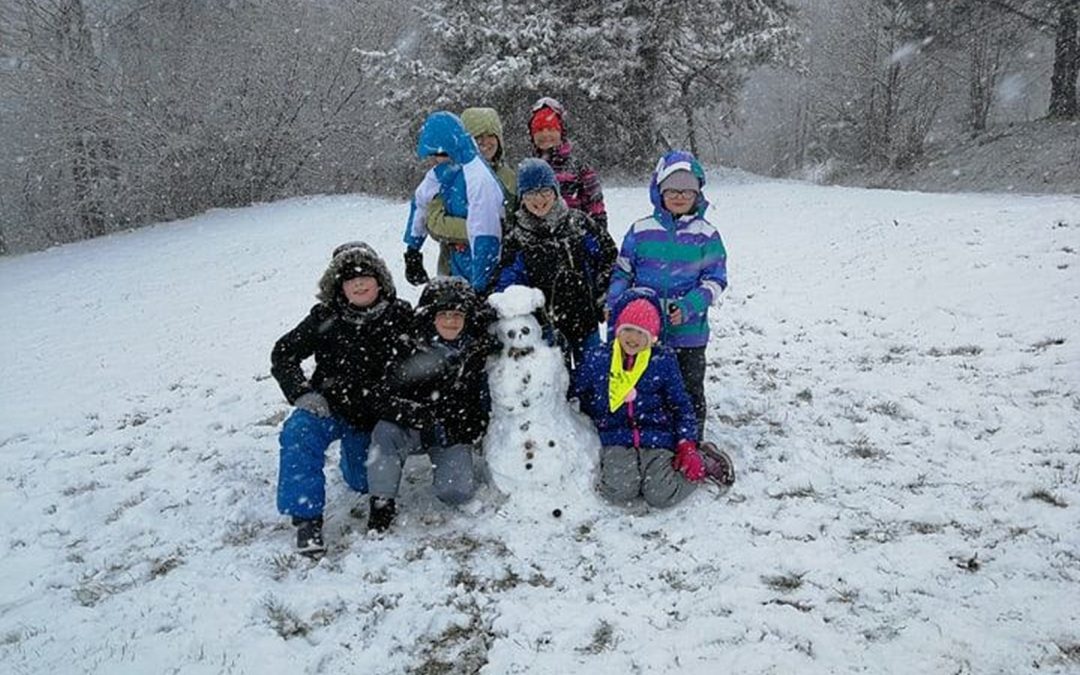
left=316, top=241, right=397, bottom=307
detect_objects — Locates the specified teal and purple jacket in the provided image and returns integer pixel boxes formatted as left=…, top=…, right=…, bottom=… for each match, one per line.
left=606, top=151, right=727, bottom=349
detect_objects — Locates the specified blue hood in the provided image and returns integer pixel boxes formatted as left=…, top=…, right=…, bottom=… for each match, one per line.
left=416, top=111, right=478, bottom=165
left=649, top=150, right=709, bottom=226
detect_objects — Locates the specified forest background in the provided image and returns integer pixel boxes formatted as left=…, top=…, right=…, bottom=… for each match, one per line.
left=1, top=0, right=1077, bottom=254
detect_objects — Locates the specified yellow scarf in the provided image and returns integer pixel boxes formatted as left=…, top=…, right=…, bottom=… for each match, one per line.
left=609, top=340, right=651, bottom=412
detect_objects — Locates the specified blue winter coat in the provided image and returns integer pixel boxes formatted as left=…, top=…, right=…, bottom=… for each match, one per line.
left=404, top=111, right=504, bottom=290
left=572, top=290, right=699, bottom=449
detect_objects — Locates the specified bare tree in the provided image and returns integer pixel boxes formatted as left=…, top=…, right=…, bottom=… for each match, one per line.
left=1047, top=1, right=1078, bottom=118
left=2, top=0, right=121, bottom=244
left=0, top=0, right=414, bottom=252
left=912, top=0, right=1079, bottom=119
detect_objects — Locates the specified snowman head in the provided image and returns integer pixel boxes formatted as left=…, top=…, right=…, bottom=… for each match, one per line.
left=487, top=285, right=547, bottom=360
left=498, top=313, right=543, bottom=359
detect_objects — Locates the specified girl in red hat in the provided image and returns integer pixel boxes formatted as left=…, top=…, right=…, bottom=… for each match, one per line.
left=527, top=97, right=609, bottom=231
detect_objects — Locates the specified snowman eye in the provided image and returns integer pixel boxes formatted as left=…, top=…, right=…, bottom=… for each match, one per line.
left=507, top=329, right=516, bottom=339
left=521, top=326, right=531, bottom=336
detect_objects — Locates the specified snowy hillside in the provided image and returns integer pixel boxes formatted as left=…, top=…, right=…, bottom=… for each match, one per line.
left=1, top=175, right=1078, bottom=674
left=858, top=119, right=1080, bottom=196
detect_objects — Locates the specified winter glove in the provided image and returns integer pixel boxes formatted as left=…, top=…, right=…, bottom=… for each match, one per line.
left=667, top=300, right=685, bottom=326
left=295, top=391, right=331, bottom=418
left=397, top=342, right=460, bottom=385
left=673, top=439, right=706, bottom=482
left=404, top=248, right=430, bottom=286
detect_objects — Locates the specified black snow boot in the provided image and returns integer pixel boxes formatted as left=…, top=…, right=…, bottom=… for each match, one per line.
left=293, top=516, right=326, bottom=558
left=368, top=496, right=396, bottom=533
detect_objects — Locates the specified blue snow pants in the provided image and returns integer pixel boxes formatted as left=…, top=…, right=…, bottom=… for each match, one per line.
left=276, top=408, right=370, bottom=520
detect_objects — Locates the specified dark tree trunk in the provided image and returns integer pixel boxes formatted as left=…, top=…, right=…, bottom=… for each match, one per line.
left=1049, top=4, right=1078, bottom=118
left=681, top=81, right=699, bottom=157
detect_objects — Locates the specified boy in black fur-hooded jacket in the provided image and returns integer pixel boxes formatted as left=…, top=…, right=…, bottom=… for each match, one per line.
left=271, top=242, right=413, bottom=558
left=364, top=277, right=497, bottom=532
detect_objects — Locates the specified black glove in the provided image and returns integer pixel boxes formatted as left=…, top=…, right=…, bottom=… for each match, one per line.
left=396, top=343, right=459, bottom=385
left=404, top=248, right=429, bottom=286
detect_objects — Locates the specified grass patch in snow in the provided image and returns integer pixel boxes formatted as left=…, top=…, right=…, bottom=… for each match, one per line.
left=577, top=620, right=617, bottom=654
left=409, top=597, right=492, bottom=675
left=769, top=485, right=818, bottom=500
left=61, top=481, right=103, bottom=497
left=1025, top=489, right=1068, bottom=508
left=1030, top=337, right=1066, bottom=352
left=927, top=344, right=983, bottom=357
left=844, top=436, right=888, bottom=460
left=262, top=595, right=310, bottom=640
left=761, top=571, right=805, bottom=592
left=867, top=400, right=910, bottom=420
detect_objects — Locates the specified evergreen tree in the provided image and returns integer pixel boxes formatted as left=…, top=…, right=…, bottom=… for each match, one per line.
left=376, top=0, right=798, bottom=169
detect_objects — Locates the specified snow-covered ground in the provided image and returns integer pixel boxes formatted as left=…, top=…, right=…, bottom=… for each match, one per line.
left=1, top=174, right=1078, bottom=674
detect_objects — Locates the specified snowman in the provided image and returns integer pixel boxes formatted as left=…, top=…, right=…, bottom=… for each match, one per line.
left=482, top=286, right=601, bottom=519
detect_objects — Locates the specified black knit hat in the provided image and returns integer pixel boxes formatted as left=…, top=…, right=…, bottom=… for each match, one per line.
left=418, top=276, right=476, bottom=316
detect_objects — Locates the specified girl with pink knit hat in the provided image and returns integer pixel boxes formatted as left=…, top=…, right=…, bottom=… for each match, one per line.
left=571, top=288, right=734, bottom=507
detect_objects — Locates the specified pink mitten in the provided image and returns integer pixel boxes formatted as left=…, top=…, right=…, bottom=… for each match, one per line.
left=673, top=439, right=706, bottom=482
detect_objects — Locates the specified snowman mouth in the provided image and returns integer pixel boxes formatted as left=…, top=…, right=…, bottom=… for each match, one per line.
left=507, top=346, right=535, bottom=359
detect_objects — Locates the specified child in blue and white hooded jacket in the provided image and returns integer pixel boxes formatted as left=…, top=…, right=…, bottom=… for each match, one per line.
left=403, top=111, right=505, bottom=292
left=606, top=151, right=727, bottom=438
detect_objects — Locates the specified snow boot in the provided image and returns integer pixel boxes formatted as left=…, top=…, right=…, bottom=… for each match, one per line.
left=699, top=442, right=735, bottom=492
left=368, top=496, right=396, bottom=533
left=293, top=516, right=326, bottom=559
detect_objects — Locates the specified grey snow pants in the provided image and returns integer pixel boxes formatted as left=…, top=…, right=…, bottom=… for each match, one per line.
left=598, top=445, right=697, bottom=508
left=366, top=420, right=476, bottom=505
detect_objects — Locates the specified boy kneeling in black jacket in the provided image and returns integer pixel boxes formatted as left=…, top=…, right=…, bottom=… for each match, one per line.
left=271, top=242, right=413, bottom=558
left=365, top=277, right=496, bottom=532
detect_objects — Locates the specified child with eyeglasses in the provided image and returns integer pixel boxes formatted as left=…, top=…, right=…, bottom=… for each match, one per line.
left=605, top=151, right=729, bottom=444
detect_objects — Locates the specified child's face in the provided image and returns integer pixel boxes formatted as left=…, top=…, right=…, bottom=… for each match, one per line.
left=661, top=188, right=698, bottom=216
left=617, top=326, right=652, bottom=355
left=532, top=128, right=561, bottom=151
left=522, top=188, right=557, bottom=218
left=434, top=309, right=466, bottom=341
left=342, top=276, right=380, bottom=307
left=429, top=152, right=451, bottom=166
left=474, top=134, right=499, bottom=162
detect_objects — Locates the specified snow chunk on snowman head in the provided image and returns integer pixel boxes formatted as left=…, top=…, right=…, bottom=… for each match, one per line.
left=487, top=285, right=546, bottom=360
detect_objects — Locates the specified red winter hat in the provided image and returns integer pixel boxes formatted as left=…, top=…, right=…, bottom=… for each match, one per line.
left=615, top=299, right=661, bottom=341
left=529, top=107, right=563, bottom=135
